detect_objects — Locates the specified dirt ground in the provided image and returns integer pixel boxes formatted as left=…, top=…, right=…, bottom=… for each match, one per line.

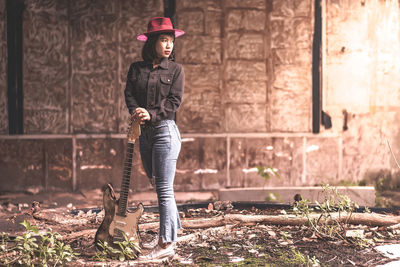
left=1, top=189, right=400, bottom=266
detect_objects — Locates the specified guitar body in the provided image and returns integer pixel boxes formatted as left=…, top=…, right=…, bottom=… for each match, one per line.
left=95, top=183, right=144, bottom=251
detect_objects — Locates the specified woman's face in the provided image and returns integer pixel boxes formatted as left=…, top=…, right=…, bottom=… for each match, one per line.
left=155, top=34, right=174, bottom=59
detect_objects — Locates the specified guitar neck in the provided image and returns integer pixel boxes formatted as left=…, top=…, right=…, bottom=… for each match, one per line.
left=117, top=141, right=135, bottom=217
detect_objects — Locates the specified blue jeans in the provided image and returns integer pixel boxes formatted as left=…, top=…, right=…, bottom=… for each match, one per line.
left=139, top=120, right=182, bottom=243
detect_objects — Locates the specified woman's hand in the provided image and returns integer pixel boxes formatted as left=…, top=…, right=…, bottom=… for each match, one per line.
left=132, top=108, right=151, bottom=124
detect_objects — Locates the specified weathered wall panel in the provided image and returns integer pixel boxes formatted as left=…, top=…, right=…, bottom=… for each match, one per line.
left=223, top=2, right=269, bottom=134
left=341, top=112, right=400, bottom=183
left=0, top=0, right=7, bottom=134
left=45, top=139, right=73, bottom=190
left=176, top=137, right=227, bottom=190
left=177, top=64, right=222, bottom=133
left=199, top=137, right=227, bottom=190
left=324, top=0, right=400, bottom=182
left=5, top=0, right=400, bottom=193
left=71, top=73, right=117, bottom=132
left=75, top=138, right=149, bottom=191
left=0, top=139, right=72, bottom=192
left=269, top=0, right=312, bottom=132
left=175, top=0, right=223, bottom=134
left=305, top=137, right=339, bottom=186
left=175, top=138, right=202, bottom=191
left=230, top=137, right=304, bottom=188
left=23, top=0, right=69, bottom=133
left=70, top=0, right=118, bottom=133
left=0, top=140, right=44, bottom=191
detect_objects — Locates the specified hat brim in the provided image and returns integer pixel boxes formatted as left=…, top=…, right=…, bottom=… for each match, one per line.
left=137, top=29, right=185, bottom=42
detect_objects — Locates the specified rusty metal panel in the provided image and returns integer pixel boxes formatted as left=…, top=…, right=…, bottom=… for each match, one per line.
left=0, top=140, right=44, bottom=191
left=23, top=0, right=69, bottom=134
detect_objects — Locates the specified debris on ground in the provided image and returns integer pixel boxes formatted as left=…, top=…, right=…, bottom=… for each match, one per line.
left=1, top=195, right=400, bottom=266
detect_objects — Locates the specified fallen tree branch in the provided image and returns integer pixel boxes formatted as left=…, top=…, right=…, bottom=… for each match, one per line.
left=63, top=229, right=96, bottom=241
left=387, top=223, right=400, bottom=230
left=139, top=212, right=400, bottom=230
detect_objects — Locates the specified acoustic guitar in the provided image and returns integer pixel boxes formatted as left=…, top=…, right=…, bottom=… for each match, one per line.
left=94, top=118, right=144, bottom=256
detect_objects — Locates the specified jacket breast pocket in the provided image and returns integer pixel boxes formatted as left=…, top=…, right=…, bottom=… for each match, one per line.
left=159, top=75, right=173, bottom=96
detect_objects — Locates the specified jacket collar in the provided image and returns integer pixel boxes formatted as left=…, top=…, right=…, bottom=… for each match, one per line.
left=144, top=57, right=169, bottom=69
left=159, top=57, right=169, bottom=69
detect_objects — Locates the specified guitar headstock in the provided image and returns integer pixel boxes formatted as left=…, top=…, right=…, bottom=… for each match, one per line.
left=127, top=118, right=141, bottom=143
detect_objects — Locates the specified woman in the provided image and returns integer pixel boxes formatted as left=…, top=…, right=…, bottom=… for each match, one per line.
left=124, top=17, right=185, bottom=260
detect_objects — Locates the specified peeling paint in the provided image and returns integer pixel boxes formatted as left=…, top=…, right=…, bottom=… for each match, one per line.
left=274, top=152, right=291, bottom=158
left=110, top=148, right=116, bottom=156
left=194, top=169, right=218, bottom=174
left=242, top=167, right=258, bottom=173
left=306, top=145, right=319, bottom=153
left=176, top=169, right=191, bottom=174
left=182, top=138, right=195, bottom=142
left=80, top=165, right=112, bottom=170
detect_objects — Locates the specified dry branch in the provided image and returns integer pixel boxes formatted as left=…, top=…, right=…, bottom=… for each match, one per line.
left=387, top=223, right=400, bottom=230
left=139, top=213, right=400, bottom=230
left=63, top=229, right=96, bottom=241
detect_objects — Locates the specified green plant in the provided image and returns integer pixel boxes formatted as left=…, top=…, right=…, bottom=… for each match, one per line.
left=257, top=165, right=280, bottom=181
left=93, top=234, right=141, bottom=262
left=0, top=220, right=77, bottom=266
left=274, top=249, right=320, bottom=266
left=265, top=192, right=282, bottom=202
left=293, top=185, right=370, bottom=247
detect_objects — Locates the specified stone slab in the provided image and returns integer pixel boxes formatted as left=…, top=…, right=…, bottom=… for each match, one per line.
left=226, top=9, right=266, bottom=32
left=219, top=186, right=375, bottom=207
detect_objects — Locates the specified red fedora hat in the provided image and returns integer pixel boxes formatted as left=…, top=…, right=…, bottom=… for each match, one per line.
left=137, top=17, right=185, bottom=42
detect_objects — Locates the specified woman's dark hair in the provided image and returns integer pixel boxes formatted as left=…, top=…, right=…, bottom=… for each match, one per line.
left=141, top=32, right=176, bottom=62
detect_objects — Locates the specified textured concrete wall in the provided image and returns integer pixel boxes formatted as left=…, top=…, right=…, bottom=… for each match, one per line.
left=23, top=1, right=69, bottom=133
left=0, top=0, right=163, bottom=191
left=172, top=0, right=314, bottom=190
left=0, top=138, right=72, bottom=191
left=2, top=0, right=399, bottom=193
left=0, top=0, right=7, bottom=134
left=323, top=0, right=400, bottom=182
left=22, top=0, right=163, bottom=134
left=176, top=0, right=313, bottom=133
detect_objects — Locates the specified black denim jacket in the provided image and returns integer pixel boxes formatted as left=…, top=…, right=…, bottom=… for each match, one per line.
left=124, top=57, right=185, bottom=124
